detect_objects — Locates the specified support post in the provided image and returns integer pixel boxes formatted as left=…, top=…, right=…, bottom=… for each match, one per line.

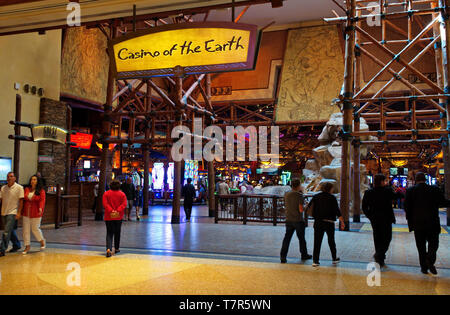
left=78, top=182, right=83, bottom=226
left=63, top=105, right=72, bottom=222
left=97, top=24, right=116, bottom=221
left=353, top=118, right=361, bottom=223
left=438, top=0, right=450, bottom=225
left=55, top=184, right=61, bottom=229
left=340, top=0, right=356, bottom=231
left=143, top=79, right=151, bottom=216
left=353, top=8, right=362, bottom=223
left=171, top=74, right=183, bottom=224
left=206, top=74, right=216, bottom=217
left=13, top=94, right=21, bottom=182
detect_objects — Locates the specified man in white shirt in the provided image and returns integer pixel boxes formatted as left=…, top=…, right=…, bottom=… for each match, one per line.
left=218, top=180, right=230, bottom=195
left=218, top=179, right=230, bottom=212
left=0, top=172, right=24, bottom=256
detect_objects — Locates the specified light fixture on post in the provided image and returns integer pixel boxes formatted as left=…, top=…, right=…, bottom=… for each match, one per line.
left=270, top=0, right=283, bottom=8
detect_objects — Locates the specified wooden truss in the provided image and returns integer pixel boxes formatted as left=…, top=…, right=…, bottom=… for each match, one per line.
left=326, top=0, right=450, bottom=228
left=92, top=1, right=280, bottom=222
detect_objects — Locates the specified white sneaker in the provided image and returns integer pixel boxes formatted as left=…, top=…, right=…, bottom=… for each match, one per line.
left=40, top=240, right=46, bottom=250
left=332, top=258, right=341, bottom=265
left=312, top=262, right=320, bottom=267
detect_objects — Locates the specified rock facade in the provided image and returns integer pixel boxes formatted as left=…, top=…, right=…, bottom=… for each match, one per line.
left=303, top=113, right=375, bottom=201
left=38, top=98, right=68, bottom=188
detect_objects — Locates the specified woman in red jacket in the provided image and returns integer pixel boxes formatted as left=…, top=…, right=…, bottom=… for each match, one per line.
left=103, top=180, right=127, bottom=257
left=22, top=175, right=46, bottom=255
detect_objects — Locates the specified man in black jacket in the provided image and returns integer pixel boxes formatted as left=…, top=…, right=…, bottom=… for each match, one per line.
left=404, top=172, right=450, bottom=275
left=308, top=182, right=344, bottom=267
left=362, top=174, right=402, bottom=268
left=182, top=178, right=196, bottom=222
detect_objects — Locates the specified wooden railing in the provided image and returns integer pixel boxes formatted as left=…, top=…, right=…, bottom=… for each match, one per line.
left=55, top=183, right=83, bottom=229
left=215, top=194, right=285, bottom=226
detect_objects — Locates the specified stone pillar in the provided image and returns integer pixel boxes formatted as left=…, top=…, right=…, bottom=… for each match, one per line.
left=38, top=98, right=68, bottom=188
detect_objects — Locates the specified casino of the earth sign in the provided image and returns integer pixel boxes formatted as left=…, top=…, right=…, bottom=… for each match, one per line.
left=108, top=22, right=260, bottom=79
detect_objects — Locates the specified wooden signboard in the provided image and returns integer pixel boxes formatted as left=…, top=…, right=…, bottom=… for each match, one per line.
left=31, top=124, right=68, bottom=145
left=108, top=22, right=260, bottom=79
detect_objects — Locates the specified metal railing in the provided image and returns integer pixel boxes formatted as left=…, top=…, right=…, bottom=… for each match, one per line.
left=215, top=194, right=285, bottom=225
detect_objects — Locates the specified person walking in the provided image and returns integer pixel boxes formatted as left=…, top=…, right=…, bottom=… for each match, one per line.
left=280, top=179, right=312, bottom=263
left=103, top=180, right=127, bottom=258
left=0, top=172, right=24, bottom=256
left=404, top=172, right=450, bottom=275
left=134, top=185, right=143, bottom=221
left=362, top=174, right=402, bottom=267
left=218, top=179, right=230, bottom=211
left=92, top=183, right=99, bottom=213
left=22, top=175, right=46, bottom=255
left=198, top=183, right=206, bottom=203
left=120, top=177, right=135, bottom=221
left=182, top=178, right=196, bottom=222
left=308, top=182, right=344, bottom=267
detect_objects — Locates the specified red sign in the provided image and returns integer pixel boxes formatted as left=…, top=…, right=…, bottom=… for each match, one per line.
left=71, top=133, right=93, bottom=149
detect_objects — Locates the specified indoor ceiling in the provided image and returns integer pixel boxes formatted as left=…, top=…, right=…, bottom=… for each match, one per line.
left=0, top=0, right=340, bottom=35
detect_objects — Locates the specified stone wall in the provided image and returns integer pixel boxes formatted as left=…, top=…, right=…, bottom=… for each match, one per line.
left=38, top=98, right=68, bottom=187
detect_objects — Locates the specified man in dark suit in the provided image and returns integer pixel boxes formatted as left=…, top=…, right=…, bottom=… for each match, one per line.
left=362, top=174, right=402, bottom=268
left=182, top=178, right=196, bottom=222
left=404, top=172, right=450, bottom=275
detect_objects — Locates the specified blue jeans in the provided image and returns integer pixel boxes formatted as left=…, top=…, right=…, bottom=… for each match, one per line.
left=1, top=215, right=21, bottom=253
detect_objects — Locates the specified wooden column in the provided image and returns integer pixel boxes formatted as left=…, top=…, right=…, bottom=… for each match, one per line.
left=96, top=24, right=116, bottom=221
left=206, top=74, right=216, bottom=217
left=353, top=117, right=361, bottom=223
left=438, top=0, right=450, bottom=225
left=143, top=79, right=151, bottom=216
left=340, top=0, right=357, bottom=231
left=171, top=74, right=183, bottom=224
left=13, top=94, right=21, bottom=181
left=352, top=8, right=362, bottom=223
left=63, top=105, right=72, bottom=222
left=65, top=105, right=72, bottom=193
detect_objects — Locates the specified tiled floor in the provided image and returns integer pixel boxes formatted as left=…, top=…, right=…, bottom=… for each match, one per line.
left=0, top=246, right=449, bottom=295
left=0, top=205, right=448, bottom=295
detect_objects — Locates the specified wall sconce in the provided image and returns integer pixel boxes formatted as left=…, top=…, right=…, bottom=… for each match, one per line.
left=24, top=84, right=30, bottom=93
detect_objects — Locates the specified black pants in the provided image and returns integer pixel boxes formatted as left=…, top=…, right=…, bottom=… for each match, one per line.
left=105, top=220, right=122, bottom=251
left=184, top=201, right=193, bottom=220
left=371, top=221, right=392, bottom=265
left=313, top=221, right=337, bottom=263
left=92, top=197, right=97, bottom=213
left=414, top=229, right=440, bottom=270
left=280, top=221, right=308, bottom=259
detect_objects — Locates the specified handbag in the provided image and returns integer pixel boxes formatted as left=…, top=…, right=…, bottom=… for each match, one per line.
left=110, top=210, right=120, bottom=219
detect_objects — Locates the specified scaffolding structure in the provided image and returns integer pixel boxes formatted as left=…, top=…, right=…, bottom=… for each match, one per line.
left=325, top=0, right=450, bottom=228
